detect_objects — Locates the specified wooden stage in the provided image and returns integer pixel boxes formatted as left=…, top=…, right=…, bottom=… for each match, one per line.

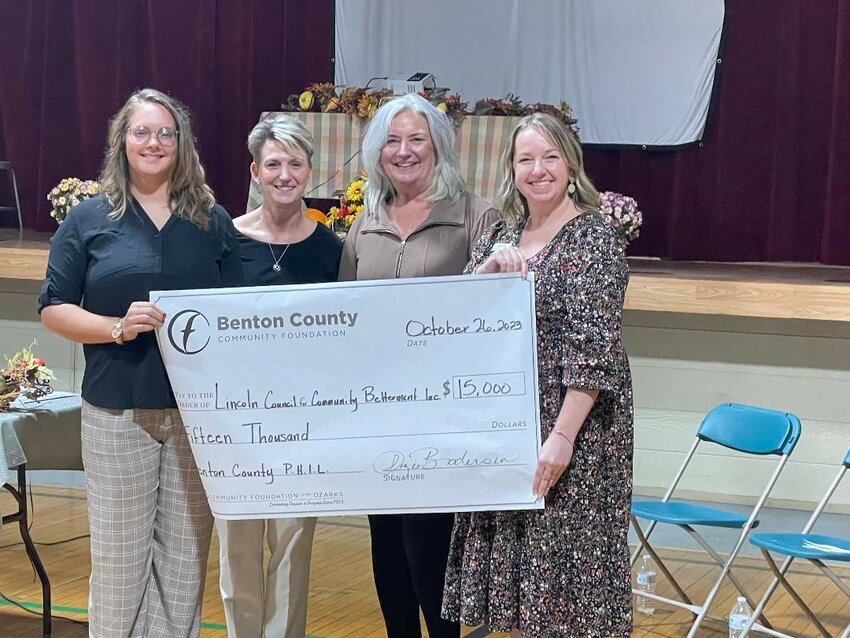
left=5, top=228, right=850, bottom=322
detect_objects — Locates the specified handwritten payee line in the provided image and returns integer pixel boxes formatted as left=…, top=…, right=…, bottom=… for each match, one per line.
left=175, top=393, right=526, bottom=412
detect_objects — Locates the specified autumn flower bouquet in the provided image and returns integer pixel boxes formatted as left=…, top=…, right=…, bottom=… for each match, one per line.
left=283, top=83, right=576, bottom=131
left=0, top=344, right=55, bottom=411
left=598, top=191, right=643, bottom=245
left=327, top=173, right=366, bottom=235
left=288, top=83, right=395, bottom=119
left=47, top=177, right=101, bottom=224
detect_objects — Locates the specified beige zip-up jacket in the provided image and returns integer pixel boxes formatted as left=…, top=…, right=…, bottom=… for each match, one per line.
left=338, top=191, right=499, bottom=281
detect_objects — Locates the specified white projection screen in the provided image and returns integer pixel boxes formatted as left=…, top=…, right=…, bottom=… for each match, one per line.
left=335, top=0, right=725, bottom=146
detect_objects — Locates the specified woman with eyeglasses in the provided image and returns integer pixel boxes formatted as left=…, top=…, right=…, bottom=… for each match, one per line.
left=39, top=87, right=242, bottom=637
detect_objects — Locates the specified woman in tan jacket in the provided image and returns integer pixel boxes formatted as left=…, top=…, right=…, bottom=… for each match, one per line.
left=338, top=93, right=498, bottom=638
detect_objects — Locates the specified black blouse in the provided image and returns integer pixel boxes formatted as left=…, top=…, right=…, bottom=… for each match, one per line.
left=38, top=195, right=243, bottom=409
left=237, top=223, right=342, bottom=286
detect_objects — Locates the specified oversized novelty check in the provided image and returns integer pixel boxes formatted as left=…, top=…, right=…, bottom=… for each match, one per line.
left=153, top=274, right=542, bottom=519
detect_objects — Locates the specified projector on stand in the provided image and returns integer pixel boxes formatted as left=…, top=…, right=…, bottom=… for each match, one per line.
left=372, top=72, right=437, bottom=95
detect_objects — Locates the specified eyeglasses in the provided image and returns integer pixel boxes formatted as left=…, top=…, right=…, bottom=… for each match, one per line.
left=126, top=126, right=179, bottom=147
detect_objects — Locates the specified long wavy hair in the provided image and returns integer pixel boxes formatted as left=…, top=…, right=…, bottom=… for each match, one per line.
left=497, top=112, right=599, bottom=229
left=361, top=93, right=465, bottom=216
left=99, top=88, right=215, bottom=229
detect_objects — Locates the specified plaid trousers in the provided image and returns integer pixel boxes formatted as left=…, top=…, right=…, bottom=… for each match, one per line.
left=81, top=401, right=213, bottom=638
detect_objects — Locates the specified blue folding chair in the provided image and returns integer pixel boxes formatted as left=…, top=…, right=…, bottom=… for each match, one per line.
left=741, top=448, right=850, bottom=638
left=631, top=403, right=802, bottom=637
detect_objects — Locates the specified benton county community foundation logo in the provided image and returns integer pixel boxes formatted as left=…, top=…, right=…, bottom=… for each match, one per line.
left=167, top=309, right=211, bottom=355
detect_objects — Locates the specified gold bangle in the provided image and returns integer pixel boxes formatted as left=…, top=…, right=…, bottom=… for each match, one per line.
left=552, top=429, right=575, bottom=448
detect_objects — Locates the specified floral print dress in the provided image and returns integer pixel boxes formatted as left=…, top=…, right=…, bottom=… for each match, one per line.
left=442, top=211, right=634, bottom=637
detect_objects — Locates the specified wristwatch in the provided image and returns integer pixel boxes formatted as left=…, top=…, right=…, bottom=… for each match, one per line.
left=111, top=318, right=124, bottom=345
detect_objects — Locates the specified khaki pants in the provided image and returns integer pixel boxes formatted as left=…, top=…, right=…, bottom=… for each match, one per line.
left=216, top=516, right=317, bottom=638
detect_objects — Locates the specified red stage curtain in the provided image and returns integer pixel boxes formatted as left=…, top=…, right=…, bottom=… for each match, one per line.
left=1, top=1, right=849, bottom=265
left=0, top=0, right=334, bottom=228
left=585, top=0, right=850, bottom=264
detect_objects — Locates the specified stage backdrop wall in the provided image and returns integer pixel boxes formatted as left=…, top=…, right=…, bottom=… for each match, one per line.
left=336, top=0, right=725, bottom=147
left=0, top=0, right=334, bottom=229
left=1, top=1, right=849, bottom=265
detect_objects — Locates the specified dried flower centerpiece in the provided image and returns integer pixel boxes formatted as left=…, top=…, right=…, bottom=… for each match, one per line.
left=282, top=83, right=574, bottom=131
left=0, top=344, right=55, bottom=411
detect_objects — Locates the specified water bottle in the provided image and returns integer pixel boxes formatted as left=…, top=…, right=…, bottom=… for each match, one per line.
left=728, top=596, right=753, bottom=637
left=635, top=553, right=656, bottom=615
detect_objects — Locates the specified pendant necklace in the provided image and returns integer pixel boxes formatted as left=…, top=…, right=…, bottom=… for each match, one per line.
left=268, top=242, right=290, bottom=272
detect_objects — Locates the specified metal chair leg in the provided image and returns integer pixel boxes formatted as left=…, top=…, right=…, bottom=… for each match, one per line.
left=3, top=466, right=52, bottom=636
left=762, top=550, right=830, bottom=638
left=10, top=166, right=23, bottom=231
left=631, top=515, right=695, bottom=608
left=683, top=525, right=772, bottom=630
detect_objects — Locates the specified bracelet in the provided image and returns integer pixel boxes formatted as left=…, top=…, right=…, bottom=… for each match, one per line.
left=552, top=429, right=575, bottom=449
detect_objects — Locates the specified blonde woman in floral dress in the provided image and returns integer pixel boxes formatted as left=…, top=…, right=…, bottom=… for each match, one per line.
left=441, top=112, right=634, bottom=638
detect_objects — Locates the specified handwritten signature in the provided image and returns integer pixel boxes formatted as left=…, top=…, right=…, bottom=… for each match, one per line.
left=373, top=447, right=519, bottom=473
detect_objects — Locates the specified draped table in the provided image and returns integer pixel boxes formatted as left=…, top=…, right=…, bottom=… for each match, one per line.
left=1, top=392, right=83, bottom=637
left=247, top=112, right=522, bottom=211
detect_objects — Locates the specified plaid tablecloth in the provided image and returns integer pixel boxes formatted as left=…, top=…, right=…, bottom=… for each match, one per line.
left=247, top=113, right=522, bottom=212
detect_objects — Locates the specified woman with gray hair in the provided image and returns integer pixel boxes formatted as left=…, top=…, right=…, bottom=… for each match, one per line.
left=216, top=114, right=342, bottom=638
left=339, top=93, right=499, bottom=638
left=39, top=88, right=242, bottom=637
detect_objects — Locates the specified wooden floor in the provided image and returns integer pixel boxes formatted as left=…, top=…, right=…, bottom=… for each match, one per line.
left=0, top=486, right=848, bottom=637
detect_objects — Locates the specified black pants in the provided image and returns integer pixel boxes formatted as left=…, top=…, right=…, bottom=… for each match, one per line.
left=368, top=512, right=460, bottom=638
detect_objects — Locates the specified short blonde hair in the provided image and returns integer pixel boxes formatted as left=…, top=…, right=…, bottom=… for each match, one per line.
left=248, top=115, right=314, bottom=167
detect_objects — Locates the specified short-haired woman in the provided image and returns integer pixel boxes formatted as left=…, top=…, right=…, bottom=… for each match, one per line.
left=216, top=114, right=342, bottom=638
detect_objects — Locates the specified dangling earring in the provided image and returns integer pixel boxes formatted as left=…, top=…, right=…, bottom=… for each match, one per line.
left=567, top=177, right=577, bottom=198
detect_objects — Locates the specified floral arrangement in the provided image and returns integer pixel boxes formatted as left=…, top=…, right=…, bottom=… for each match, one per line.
left=598, top=191, right=643, bottom=245
left=327, top=173, right=366, bottom=235
left=283, top=83, right=575, bottom=133
left=473, top=94, right=579, bottom=138
left=47, top=177, right=101, bottom=224
left=432, top=92, right=468, bottom=125
left=0, top=344, right=55, bottom=412
left=288, top=83, right=395, bottom=120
